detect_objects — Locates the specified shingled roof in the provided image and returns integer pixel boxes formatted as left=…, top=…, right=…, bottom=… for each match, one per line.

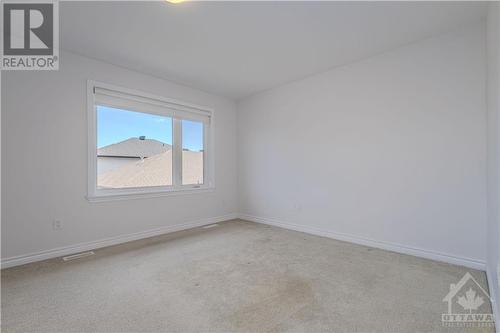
left=97, top=137, right=171, bottom=158
left=98, top=150, right=203, bottom=188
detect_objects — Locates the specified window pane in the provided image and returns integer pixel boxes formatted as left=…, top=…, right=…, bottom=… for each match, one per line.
left=96, top=105, right=172, bottom=188
left=182, top=120, right=204, bottom=185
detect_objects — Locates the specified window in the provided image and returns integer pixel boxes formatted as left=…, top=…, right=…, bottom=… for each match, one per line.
left=97, top=106, right=173, bottom=188
left=87, top=81, right=214, bottom=201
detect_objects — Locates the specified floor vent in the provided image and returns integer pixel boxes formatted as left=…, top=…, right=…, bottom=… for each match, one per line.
left=62, top=251, right=95, bottom=262
left=202, top=224, right=219, bottom=229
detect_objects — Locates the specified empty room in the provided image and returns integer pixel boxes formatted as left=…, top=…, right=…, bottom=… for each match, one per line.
left=1, top=1, right=500, bottom=332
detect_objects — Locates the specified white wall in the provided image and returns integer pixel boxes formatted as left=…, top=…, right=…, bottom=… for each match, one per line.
left=1, top=51, right=238, bottom=261
left=238, top=23, right=487, bottom=268
left=486, top=2, right=500, bottom=324
left=1, top=20, right=491, bottom=275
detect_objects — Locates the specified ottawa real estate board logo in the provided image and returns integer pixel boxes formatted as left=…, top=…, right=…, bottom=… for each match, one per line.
left=1, top=0, right=59, bottom=70
left=442, top=272, right=494, bottom=328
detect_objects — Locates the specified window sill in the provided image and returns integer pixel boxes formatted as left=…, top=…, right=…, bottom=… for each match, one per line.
left=86, top=186, right=215, bottom=203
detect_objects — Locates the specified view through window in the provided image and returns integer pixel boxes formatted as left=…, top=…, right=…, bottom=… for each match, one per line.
left=97, top=106, right=173, bottom=189
left=89, top=83, right=213, bottom=199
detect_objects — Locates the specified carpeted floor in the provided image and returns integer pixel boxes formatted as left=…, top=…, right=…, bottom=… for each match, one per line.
left=1, top=219, right=495, bottom=332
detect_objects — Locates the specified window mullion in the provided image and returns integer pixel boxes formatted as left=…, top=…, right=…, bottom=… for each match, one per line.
left=173, top=118, right=182, bottom=188
left=203, top=122, right=208, bottom=187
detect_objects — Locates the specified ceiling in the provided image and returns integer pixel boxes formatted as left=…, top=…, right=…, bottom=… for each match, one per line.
left=61, top=1, right=487, bottom=100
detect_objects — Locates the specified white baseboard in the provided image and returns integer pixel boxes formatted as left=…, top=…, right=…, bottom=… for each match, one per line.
left=486, top=268, right=500, bottom=333
left=1, top=213, right=238, bottom=269
left=2, top=212, right=487, bottom=273
left=239, top=214, right=486, bottom=271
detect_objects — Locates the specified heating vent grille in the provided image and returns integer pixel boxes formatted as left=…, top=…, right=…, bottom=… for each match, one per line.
left=62, top=251, right=95, bottom=261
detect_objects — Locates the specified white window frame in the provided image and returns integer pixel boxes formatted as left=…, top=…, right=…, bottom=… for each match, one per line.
left=87, top=80, right=215, bottom=202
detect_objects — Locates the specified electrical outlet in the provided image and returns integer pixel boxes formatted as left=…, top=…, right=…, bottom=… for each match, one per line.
left=52, top=220, right=62, bottom=230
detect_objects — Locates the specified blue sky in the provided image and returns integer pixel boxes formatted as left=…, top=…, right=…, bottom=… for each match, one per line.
left=97, top=106, right=203, bottom=151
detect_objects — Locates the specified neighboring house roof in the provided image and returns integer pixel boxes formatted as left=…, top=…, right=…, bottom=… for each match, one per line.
left=97, top=137, right=171, bottom=158
left=98, top=150, right=203, bottom=188
left=99, top=150, right=173, bottom=188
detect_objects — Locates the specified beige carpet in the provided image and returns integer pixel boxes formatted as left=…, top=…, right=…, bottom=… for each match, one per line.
left=1, top=220, right=495, bottom=332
